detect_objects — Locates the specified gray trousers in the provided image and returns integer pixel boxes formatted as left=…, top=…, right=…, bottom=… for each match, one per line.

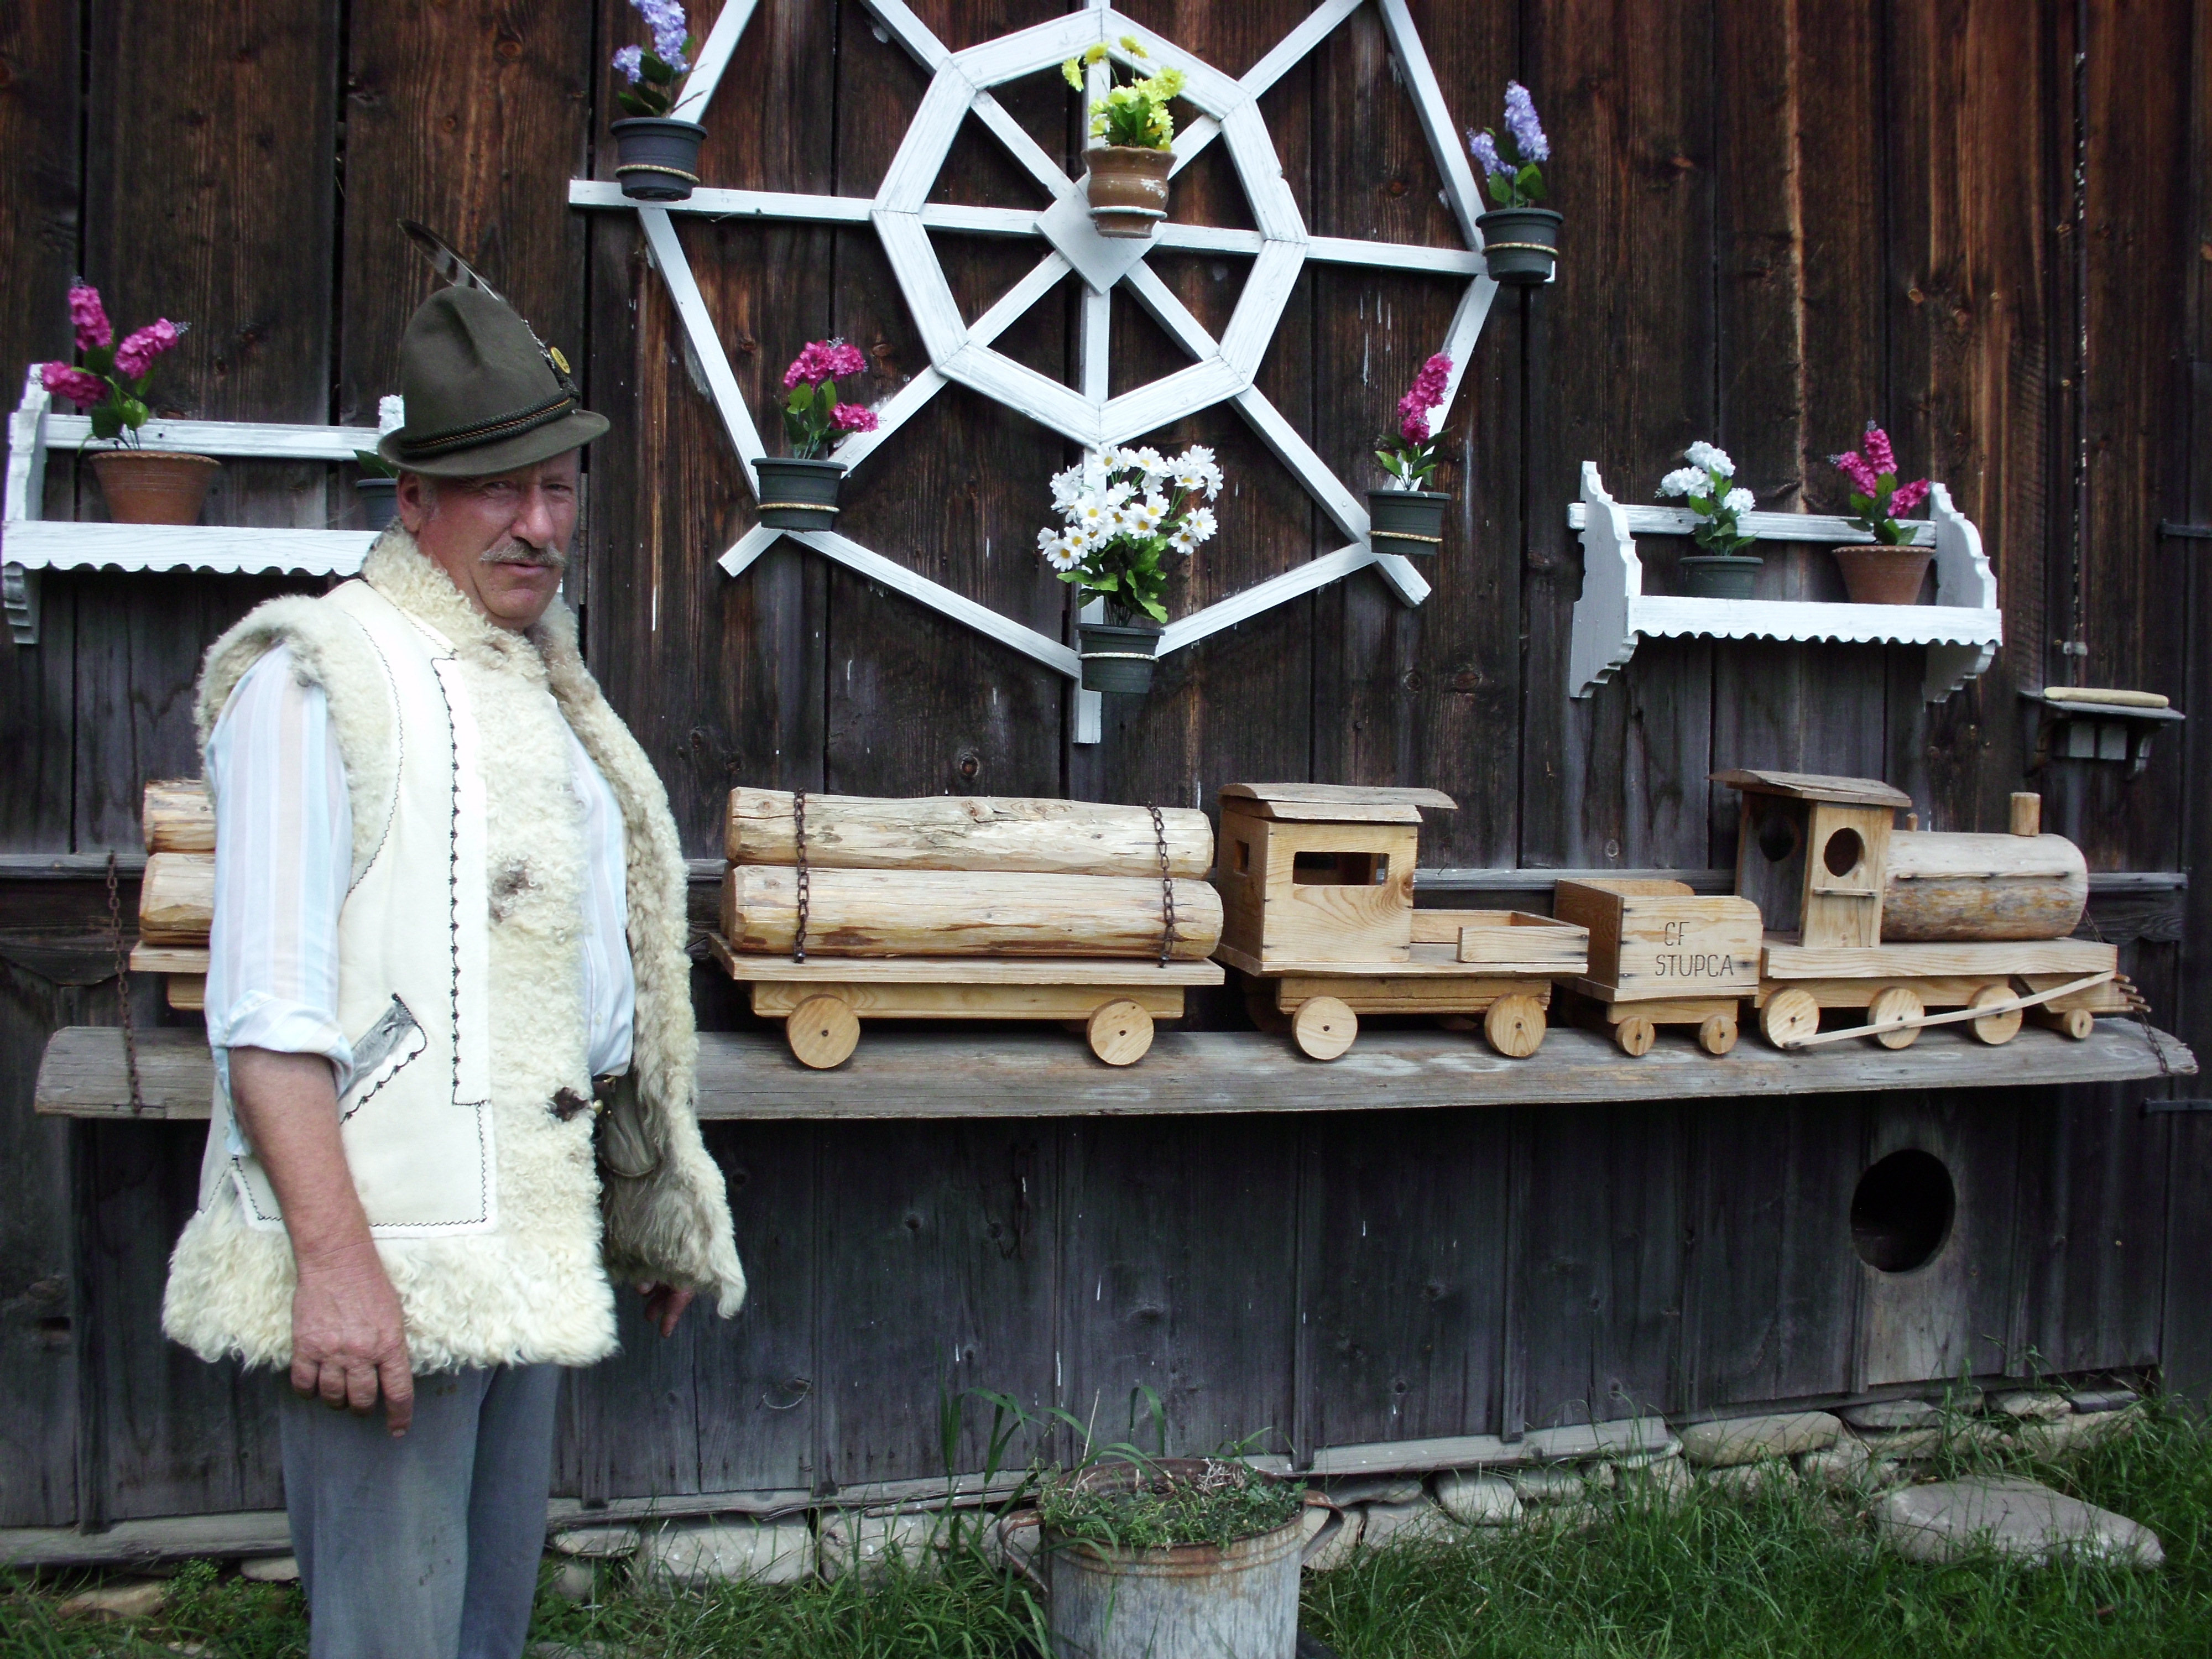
left=278, top=1364, right=560, bottom=1659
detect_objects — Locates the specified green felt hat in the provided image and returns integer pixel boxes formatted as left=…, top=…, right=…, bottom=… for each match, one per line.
left=377, top=287, right=608, bottom=477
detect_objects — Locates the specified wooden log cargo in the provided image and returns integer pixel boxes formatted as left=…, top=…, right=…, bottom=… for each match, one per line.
left=727, top=788, right=1213, bottom=878
left=1881, top=832, right=2089, bottom=941
left=720, top=865, right=1223, bottom=960
left=138, top=852, right=214, bottom=945
left=142, top=778, right=214, bottom=852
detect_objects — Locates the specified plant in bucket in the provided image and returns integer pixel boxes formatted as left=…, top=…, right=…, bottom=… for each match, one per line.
left=1658, top=444, right=1760, bottom=597
left=1065, top=39, right=1186, bottom=239
left=40, top=283, right=213, bottom=525
left=609, top=0, right=703, bottom=201
left=1829, top=424, right=1933, bottom=604
left=1468, top=82, right=1560, bottom=285
left=756, top=340, right=878, bottom=531
left=1037, top=444, right=1222, bottom=694
left=1369, top=352, right=1454, bottom=556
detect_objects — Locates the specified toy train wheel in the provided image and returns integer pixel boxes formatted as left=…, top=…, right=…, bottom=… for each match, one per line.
left=1292, top=996, right=1358, bottom=1061
left=1761, top=988, right=1820, bottom=1050
left=1867, top=986, right=1923, bottom=1050
left=786, top=993, right=860, bottom=1069
left=2048, top=1006, right=2095, bottom=1040
left=1484, top=994, right=1547, bottom=1058
left=1967, top=982, right=2023, bottom=1046
left=1697, top=1011, right=1739, bottom=1056
left=1087, top=999, right=1155, bottom=1066
left=1614, top=1015, right=1656, bottom=1057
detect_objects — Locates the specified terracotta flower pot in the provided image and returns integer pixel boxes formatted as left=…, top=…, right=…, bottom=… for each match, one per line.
left=754, top=457, right=848, bottom=531
left=88, top=450, right=221, bottom=526
left=1476, top=206, right=1563, bottom=286
left=1079, top=620, right=1164, bottom=694
left=612, top=117, right=707, bottom=202
left=1085, top=146, right=1173, bottom=239
left=1366, top=487, right=1449, bottom=557
left=1679, top=553, right=1761, bottom=599
left=1833, top=544, right=1933, bottom=605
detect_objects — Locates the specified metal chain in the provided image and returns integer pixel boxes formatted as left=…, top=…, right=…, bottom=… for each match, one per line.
left=792, top=789, right=810, bottom=965
left=1148, top=804, right=1175, bottom=967
left=104, top=851, right=145, bottom=1113
left=2078, top=904, right=2171, bottom=1079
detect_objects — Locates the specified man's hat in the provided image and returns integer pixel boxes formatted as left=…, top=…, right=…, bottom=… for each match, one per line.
left=377, top=288, right=608, bottom=477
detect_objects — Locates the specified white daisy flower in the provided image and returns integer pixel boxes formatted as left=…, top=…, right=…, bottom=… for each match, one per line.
left=1043, top=536, right=1083, bottom=572
left=1722, top=487, right=1755, bottom=516
left=1657, top=467, right=1707, bottom=498
left=1104, top=480, right=1135, bottom=508
left=1182, top=506, right=1218, bottom=543
left=1684, top=441, right=1734, bottom=477
left=1069, top=494, right=1114, bottom=536
left=1123, top=492, right=1169, bottom=536
left=1051, top=466, right=1086, bottom=507
left=1130, top=446, right=1171, bottom=485
left=1168, top=524, right=1199, bottom=555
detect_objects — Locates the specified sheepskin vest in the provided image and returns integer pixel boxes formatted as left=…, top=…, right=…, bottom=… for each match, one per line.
left=162, top=529, right=747, bottom=1373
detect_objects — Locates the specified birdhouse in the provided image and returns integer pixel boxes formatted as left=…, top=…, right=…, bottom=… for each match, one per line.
left=1214, top=783, right=1454, bottom=967
left=1716, top=770, right=1912, bottom=949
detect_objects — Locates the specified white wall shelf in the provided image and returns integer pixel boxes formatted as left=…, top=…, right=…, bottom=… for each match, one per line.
left=1564, top=461, right=2002, bottom=703
left=3, top=370, right=384, bottom=645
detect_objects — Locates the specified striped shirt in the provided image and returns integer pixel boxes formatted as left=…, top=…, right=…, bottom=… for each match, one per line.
left=204, top=645, right=635, bottom=1135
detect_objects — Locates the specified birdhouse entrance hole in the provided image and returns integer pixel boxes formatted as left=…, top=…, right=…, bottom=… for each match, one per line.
left=1822, top=827, right=1866, bottom=878
left=1755, top=803, right=1802, bottom=864
left=1850, top=1149, right=1955, bottom=1272
left=1292, top=851, right=1389, bottom=886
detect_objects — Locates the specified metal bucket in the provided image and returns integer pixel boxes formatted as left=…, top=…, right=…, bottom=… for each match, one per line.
left=1045, top=1461, right=1304, bottom=1659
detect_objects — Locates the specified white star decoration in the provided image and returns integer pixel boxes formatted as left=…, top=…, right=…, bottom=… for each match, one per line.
left=570, top=0, right=1499, bottom=738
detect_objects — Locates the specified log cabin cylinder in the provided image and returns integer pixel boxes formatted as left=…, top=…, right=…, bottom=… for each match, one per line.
left=1880, top=831, right=2089, bottom=941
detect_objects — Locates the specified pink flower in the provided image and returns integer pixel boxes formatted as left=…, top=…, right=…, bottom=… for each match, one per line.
left=1400, top=405, right=1433, bottom=444
left=831, top=402, right=878, bottom=434
left=825, top=341, right=868, bottom=379
left=40, top=362, right=107, bottom=408
left=113, top=319, right=182, bottom=379
left=1830, top=450, right=1879, bottom=497
left=1888, top=478, right=1929, bottom=515
left=1861, top=422, right=1896, bottom=476
left=69, top=284, right=111, bottom=351
left=782, top=337, right=869, bottom=389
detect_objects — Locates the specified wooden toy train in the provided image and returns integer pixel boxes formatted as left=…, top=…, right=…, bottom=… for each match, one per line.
left=127, top=768, right=2139, bottom=1071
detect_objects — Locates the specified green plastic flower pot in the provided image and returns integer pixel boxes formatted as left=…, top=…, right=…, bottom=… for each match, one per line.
left=1367, top=488, right=1449, bottom=557
left=612, top=117, right=707, bottom=202
left=754, top=457, right=848, bottom=531
left=1477, top=207, right=1562, bottom=286
left=1679, top=554, right=1762, bottom=599
left=1079, top=620, right=1164, bottom=695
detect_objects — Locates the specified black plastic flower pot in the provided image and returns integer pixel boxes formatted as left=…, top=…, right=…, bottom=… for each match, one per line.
left=355, top=476, right=398, bottom=533
left=1679, top=554, right=1762, bottom=599
left=1476, top=207, right=1562, bottom=286
left=1367, top=488, right=1450, bottom=557
left=754, top=457, right=848, bottom=531
left=1079, top=621, right=1164, bottom=695
left=612, top=117, right=707, bottom=202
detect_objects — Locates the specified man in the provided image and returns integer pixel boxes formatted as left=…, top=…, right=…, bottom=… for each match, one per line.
left=162, top=286, right=746, bottom=1659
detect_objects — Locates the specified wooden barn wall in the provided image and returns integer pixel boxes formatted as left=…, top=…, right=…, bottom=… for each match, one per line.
left=0, top=0, right=2206, bottom=1524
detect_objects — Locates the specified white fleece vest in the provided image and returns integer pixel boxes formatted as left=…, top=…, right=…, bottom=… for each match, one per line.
left=163, top=531, right=747, bottom=1374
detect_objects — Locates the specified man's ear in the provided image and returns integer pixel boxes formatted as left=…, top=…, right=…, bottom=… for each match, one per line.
left=395, top=471, right=436, bottom=533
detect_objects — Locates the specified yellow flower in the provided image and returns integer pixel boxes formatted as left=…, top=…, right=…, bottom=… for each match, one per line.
left=1150, top=106, right=1175, bottom=143
left=1149, top=66, right=1186, bottom=99
left=1062, top=57, right=1082, bottom=90
left=1119, top=33, right=1147, bottom=56
left=1105, top=84, right=1135, bottom=107
left=1083, top=43, right=1106, bottom=64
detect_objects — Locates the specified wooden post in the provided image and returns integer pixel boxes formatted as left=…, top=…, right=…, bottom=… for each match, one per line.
left=2010, top=791, right=2042, bottom=837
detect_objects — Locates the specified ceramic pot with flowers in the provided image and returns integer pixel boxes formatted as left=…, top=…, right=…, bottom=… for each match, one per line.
left=760, top=340, right=878, bottom=531
left=1658, top=442, right=1762, bottom=599
left=1828, top=424, right=1933, bottom=604
left=40, top=284, right=211, bottom=525
left=1369, top=352, right=1455, bottom=556
left=1066, top=40, right=1186, bottom=241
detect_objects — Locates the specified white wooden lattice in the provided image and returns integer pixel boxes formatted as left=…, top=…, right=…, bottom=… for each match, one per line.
left=569, top=0, right=1499, bottom=735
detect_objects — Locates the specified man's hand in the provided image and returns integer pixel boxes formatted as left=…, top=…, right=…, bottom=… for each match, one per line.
left=292, top=1237, right=414, bottom=1434
left=640, top=1282, right=695, bottom=1338
left=230, top=1047, right=415, bottom=1437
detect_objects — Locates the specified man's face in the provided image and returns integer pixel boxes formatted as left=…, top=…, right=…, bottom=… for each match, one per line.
left=396, top=451, right=581, bottom=632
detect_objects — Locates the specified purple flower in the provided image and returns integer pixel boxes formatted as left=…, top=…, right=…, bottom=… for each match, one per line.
left=631, top=0, right=689, bottom=70
left=1889, top=478, right=1929, bottom=516
left=1503, top=81, right=1549, bottom=163
left=1861, top=421, right=1896, bottom=476
left=1830, top=450, right=1879, bottom=497
left=113, top=319, right=183, bottom=379
left=832, top=403, right=879, bottom=434
left=40, top=362, right=106, bottom=408
left=69, top=283, right=111, bottom=351
left=612, top=43, right=644, bottom=82
left=1467, top=127, right=1505, bottom=179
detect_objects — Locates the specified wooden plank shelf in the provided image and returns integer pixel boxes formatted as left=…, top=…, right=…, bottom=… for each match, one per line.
left=35, top=1019, right=2193, bottom=1123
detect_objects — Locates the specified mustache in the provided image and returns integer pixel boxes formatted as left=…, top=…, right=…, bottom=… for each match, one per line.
left=477, top=536, right=566, bottom=572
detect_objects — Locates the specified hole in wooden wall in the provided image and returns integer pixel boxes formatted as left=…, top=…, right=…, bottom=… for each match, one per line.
left=1292, top=852, right=1387, bottom=885
left=1756, top=804, right=1802, bottom=864
left=1823, top=827, right=1866, bottom=878
left=1850, top=1149, right=1955, bottom=1272
left=1234, top=839, right=1251, bottom=875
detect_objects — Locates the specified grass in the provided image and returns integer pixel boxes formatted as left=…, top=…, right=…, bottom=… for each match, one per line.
left=4, top=1402, right=2209, bottom=1658
left=1037, top=1455, right=1304, bottom=1551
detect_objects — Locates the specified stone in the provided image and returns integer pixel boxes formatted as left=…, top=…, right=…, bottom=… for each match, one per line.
left=2069, top=1386, right=2140, bottom=1415
left=2021, top=1405, right=2140, bottom=1460
left=1433, top=1472, right=1521, bottom=1527
left=1300, top=1504, right=1361, bottom=1572
left=238, top=1554, right=300, bottom=1583
left=1990, top=1390, right=2072, bottom=1423
left=1703, top=1462, right=1794, bottom=1501
left=1506, top=1467, right=1587, bottom=1505
left=56, top=1578, right=168, bottom=1620
left=550, top=1524, right=642, bottom=1559
left=1875, top=1477, right=2163, bottom=1568
left=820, top=1510, right=943, bottom=1581
left=633, top=1517, right=815, bottom=1590
left=1679, top=1412, right=1840, bottom=1468
left=547, top=1558, right=597, bottom=1601
left=1318, top=1476, right=1423, bottom=1507
left=1610, top=1438, right=1684, bottom=1469
left=1841, top=1400, right=1943, bottom=1432
left=1867, top=1459, right=1910, bottom=1491
left=1619, top=1455, right=1692, bottom=1507
left=1358, top=1498, right=1454, bottom=1547
left=1853, top=1420, right=2010, bottom=1461
left=1796, top=1439, right=1872, bottom=1493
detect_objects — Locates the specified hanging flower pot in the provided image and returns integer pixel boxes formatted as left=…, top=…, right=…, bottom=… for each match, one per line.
left=1366, top=488, right=1449, bottom=557
left=1079, top=619, right=1164, bottom=694
left=759, top=340, right=879, bottom=531
left=611, top=117, right=707, bottom=202
left=88, top=450, right=221, bottom=526
left=1679, top=553, right=1762, bottom=599
left=754, top=457, right=848, bottom=531
left=1476, top=206, right=1563, bottom=286
left=1086, top=146, right=1173, bottom=239
left=1469, top=83, right=1560, bottom=286
left=1833, top=544, right=1932, bottom=605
